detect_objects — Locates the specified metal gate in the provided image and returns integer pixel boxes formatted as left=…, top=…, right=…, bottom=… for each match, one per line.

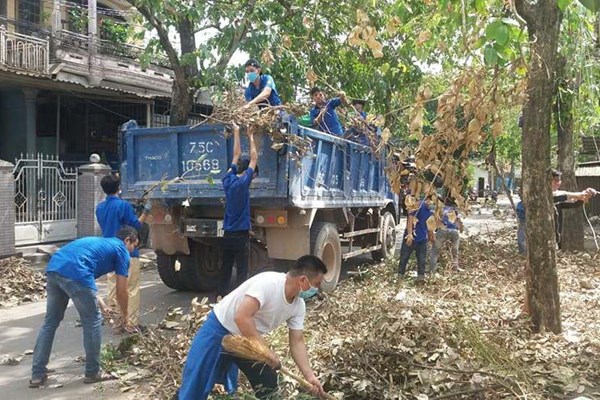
left=13, top=154, right=78, bottom=245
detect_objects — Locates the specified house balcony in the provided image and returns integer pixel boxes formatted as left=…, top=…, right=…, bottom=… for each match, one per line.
left=0, top=24, right=49, bottom=74
left=0, top=1, right=173, bottom=98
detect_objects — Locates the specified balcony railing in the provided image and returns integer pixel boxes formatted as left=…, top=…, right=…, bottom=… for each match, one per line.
left=0, top=25, right=49, bottom=74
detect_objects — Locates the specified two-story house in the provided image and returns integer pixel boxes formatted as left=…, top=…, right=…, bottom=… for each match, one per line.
left=1, top=0, right=176, bottom=167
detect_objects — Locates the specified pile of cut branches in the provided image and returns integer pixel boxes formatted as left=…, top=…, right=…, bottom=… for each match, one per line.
left=117, top=228, right=600, bottom=399
left=0, top=257, right=46, bottom=306
left=200, top=90, right=313, bottom=164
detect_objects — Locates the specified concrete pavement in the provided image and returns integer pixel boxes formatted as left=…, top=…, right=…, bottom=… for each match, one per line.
left=0, top=261, right=201, bottom=400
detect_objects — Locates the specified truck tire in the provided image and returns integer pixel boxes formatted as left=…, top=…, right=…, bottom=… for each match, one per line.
left=249, top=240, right=274, bottom=277
left=310, top=222, right=342, bottom=292
left=156, top=252, right=186, bottom=290
left=371, top=212, right=397, bottom=261
left=178, top=240, right=222, bottom=292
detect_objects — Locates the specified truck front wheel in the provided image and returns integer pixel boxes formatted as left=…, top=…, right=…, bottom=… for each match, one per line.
left=310, top=222, right=342, bottom=292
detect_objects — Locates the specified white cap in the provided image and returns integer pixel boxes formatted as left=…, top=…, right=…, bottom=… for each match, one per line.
left=89, top=153, right=101, bottom=163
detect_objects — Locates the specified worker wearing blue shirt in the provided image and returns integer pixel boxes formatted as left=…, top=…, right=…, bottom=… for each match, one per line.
left=96, top=174, right=150, bottom=328
left=398, top=196, right=436, bottom=283
left=242, top=59, right=282, bottom=109
left=30, top=228, right=138, bottom=388
left=351, top=99, right=368, bottom=120
left=219, top=124, right=259, bottom=297
left=309, top=87, right=348, bottom=136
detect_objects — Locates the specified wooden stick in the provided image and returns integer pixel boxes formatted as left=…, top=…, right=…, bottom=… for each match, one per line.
left=279, top=366, right=337, bottom=400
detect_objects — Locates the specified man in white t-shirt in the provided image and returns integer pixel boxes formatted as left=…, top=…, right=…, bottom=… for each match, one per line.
left=176, top=255, right=328, bottom=400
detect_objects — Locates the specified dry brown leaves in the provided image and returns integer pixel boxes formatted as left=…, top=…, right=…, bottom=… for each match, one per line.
left=0, top=257, right=46, bottom=306
left=201, top=90, right=313, bottom=164
left=121, top=297, right=212, bottom=397
left=122, top=229, right=600, bottom=399
left=293, top=229, right=600, bottom=399
left=388, top=68, right=525, bottom=215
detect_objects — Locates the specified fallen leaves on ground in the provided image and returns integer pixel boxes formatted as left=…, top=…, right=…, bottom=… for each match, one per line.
left=116, top=228, right=600, bottom=399
left=0, top=257, right=45, bottom=306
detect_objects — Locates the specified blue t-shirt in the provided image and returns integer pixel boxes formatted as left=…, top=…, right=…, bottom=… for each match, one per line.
left=96, top=195, right=141, bottom=257
left=47, top=237, right=130, bottom=290
left=441, top=206, right=460, bottom=230
left=405, top=201, right=432, bottom=243
left=310, top=97, right=344, bottom=136
left=222, top=164, right=254, bottom=232
left=245, top=74, right=282, bottom=107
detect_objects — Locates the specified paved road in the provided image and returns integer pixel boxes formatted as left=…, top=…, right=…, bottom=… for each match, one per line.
left=0, top=262, right=200, bottom=400
left=0, top=201, right=516, bottom=399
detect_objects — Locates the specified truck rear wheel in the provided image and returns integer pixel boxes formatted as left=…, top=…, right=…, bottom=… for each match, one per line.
left=310, top=222, right=342, bottom=292
left=372, top=212, right=397, bottom=261
left=178, top=239, right=222, bottom=292
left=249, top=240, right=274, bottom=277
left=156, top=252, right=186, bottom=290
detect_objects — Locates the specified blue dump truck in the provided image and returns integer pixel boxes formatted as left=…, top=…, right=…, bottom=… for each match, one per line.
left=120, top=121, right=398, bottom=292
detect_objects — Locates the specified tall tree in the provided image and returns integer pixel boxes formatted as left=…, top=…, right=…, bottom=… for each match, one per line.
left=127, top=0, right=260, bottom=125
left=514, top=0, right=562, bottom=333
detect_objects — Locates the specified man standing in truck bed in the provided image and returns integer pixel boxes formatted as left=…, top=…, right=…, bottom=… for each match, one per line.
left=219, top=123, right=259, bottom=298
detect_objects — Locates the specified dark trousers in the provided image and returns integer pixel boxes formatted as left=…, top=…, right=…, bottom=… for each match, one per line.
left=218, top=230, right=249, bottom=296
left=221, top=354, right=279, bottom=399
left=398, top=239, right=428, bottom=277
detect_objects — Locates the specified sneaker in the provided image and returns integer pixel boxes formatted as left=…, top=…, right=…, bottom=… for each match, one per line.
left=29, top=376, right=47, bottom=388
left=415, top=275, right=426, bottom=285
left=83, top=370, right=116, bottom=384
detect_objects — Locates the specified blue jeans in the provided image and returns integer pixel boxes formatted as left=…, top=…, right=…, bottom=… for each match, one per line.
left=31, top=272, right=102, bottom=379
left=398, top=239, right=428, bottom=277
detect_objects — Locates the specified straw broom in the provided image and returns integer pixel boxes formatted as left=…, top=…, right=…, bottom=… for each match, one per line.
left=222, top=335, right=338, bottom=400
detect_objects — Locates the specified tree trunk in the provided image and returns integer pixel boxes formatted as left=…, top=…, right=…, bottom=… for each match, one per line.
left=515, top=0, right=562, bottom=334
left=554, top=54, right=584, bottom=252
left=170, top=18, right=198, bottom=126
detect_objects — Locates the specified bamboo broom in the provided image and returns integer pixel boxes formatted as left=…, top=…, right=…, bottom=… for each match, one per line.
left=222, top=335, right=338, bottom=400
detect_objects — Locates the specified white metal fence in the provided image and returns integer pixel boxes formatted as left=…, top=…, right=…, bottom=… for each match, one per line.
left=0, top=25, right=49, bottom=74
left=13, top=154, right=77, bottom=245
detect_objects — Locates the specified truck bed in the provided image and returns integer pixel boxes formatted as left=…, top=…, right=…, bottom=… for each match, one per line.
left=120, top=122, right=388, bottom=208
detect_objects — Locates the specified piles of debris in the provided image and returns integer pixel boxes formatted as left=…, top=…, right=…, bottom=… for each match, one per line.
left=0, top=257, right=46, bottom=306
left=119, top=229, right=600, bottom=399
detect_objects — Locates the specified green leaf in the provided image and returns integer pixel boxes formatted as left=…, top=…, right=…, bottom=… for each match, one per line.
left=474, top=0, right=486, bottom=13
left=483, top=45, right=499, bottom=66
left=485, top=21, right=509, bottom=46
left=380, top=63, right=391, bottom=75
left=206, top=175, right=214, bottom=185
left=579, top=0, right=600, bottom=12
left=558, top=0, right=574, bottom=10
